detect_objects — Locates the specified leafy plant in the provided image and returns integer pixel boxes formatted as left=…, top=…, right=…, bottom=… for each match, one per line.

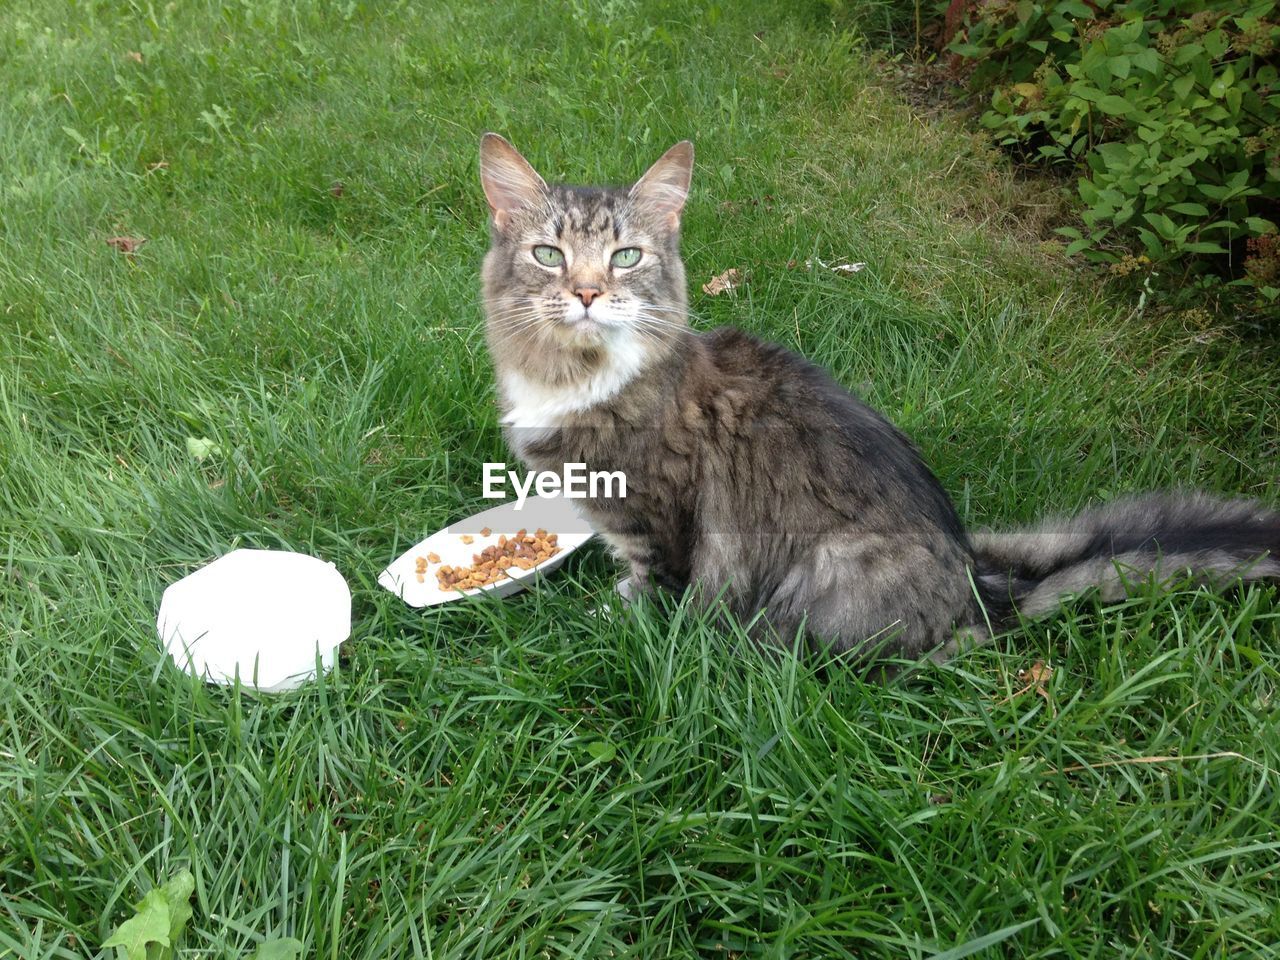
left=102, top=871, right=194, bottom=960
left=101, top=869, right=303, bottom=960
left=245, top=937, right=305, bottom=960
left=941, top=0, right=1280, bottom=305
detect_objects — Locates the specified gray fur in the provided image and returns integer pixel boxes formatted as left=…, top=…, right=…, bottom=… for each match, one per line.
left=478, top=135, right=1280, bottom=662
left=973, top=493, right=1280, bottom=617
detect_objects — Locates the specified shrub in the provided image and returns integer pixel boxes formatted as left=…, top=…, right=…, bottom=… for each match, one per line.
left=940, top=0, right=1280, bottom=306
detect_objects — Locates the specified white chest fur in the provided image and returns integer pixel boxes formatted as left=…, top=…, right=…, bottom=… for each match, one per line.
left=499, top=333, right=649, bottom=441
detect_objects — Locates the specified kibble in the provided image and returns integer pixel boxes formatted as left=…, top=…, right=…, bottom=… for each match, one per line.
left=436, top=529, right=561, bottom=592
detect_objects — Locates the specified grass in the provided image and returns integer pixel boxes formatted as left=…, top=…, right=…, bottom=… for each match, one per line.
left=2, top=0, right=1278, bottom=957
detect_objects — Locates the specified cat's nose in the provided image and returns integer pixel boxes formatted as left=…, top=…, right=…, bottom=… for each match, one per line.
left=573, top=285, right=603, bottom=307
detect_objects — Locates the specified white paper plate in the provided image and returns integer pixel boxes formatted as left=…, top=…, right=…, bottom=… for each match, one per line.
left=157, top=549, right=351, bottom=692
left=378, top=495, right=595, bottom=608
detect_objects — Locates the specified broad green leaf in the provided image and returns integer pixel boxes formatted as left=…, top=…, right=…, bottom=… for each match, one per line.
left=1108, top=18, right=1143, bottom=46
left=1143, top=212, right=1180, bottom=240
left=247, top=938, right=305, bottom=960
left=1135, top=226, right=1165, bottom=258
left=103, top=890, right=170, bottom=960
left=1130, top=48, right=1160, bottom=74
left=1097, top=95, right=1133, bottom=115
left=186, top=437, right=221, bottom=461
left=1084, top=51, right=1113, bottom=88
left=1057, top=1, right=1093, bottom=17
left=586, top=740, right=616, bottom=763
left=1169, top=202, right=1209, bottom=216
left=161, top=870, right=195, bottom=947
left=1173, top=43, right=1205, bottom=67
left=1064, top=236, right=1093, bottom=256
left=1192, top=55, right=1214, bottom=88
left=1203, top=28, right=1228, bottom=59
left=1094, top=142, right=1134, bottom=170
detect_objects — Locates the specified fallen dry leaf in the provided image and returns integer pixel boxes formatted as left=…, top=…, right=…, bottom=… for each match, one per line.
left=702, top=268, right=742, bottom=296
left=146, top=161, right=169, bottom=173
left=329, top=180, right=345, bottom=197
left=126, top=50, right=143, bottom=64
left=106, top=236, right=146, bottom=255
left=994, top=659, right=1055, bottom=713
left=718, top=196, right=774, bottom=216
left=1018, top=661, right=1053, bottom=688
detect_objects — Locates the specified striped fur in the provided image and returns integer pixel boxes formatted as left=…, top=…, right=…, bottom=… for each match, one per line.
left=974, top=493, right=1280, bottom=619
left=478, top=134, right=1280, bottom=663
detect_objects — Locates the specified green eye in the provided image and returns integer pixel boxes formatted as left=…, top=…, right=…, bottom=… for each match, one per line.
left=610, top=247, right=642, bottom=268
left=532, top=245, right=565, bottom=267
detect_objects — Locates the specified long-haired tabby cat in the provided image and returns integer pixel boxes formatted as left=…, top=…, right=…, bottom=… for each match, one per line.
left=478, top=132, right=1280, bottom=662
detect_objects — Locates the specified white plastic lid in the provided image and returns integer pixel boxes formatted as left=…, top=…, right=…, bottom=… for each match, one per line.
left=157, top=549, right=351, bottom=692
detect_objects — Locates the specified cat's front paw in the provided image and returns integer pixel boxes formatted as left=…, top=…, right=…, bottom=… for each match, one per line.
left=615, top=575, right=639, bottom=606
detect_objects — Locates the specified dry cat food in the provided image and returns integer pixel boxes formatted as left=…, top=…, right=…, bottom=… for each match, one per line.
left=412, top=528, right=561, bottom=592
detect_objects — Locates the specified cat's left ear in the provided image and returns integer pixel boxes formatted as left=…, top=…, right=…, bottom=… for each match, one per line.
left=480, top=133, right=548, bottom=231
left=631, top=140, right=694, bottom=229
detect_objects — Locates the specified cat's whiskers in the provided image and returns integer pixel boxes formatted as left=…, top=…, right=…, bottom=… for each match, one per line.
left=485, top=301, right=551, bottom=330
left=625, top=310, right=688, bottom=345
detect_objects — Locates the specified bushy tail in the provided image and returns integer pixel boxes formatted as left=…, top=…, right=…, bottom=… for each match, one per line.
left=972, top=492, right=1280, bottom=619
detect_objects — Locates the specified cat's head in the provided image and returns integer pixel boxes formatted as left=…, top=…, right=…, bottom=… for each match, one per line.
left=479, top=134, right=693, bottom=370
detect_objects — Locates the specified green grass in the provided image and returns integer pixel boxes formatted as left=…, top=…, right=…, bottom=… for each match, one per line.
left=2, top=1, right=1279, bottom=957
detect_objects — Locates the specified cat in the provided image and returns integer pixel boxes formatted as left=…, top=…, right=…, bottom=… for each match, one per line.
left=478, top=132, right=1280, bottom=662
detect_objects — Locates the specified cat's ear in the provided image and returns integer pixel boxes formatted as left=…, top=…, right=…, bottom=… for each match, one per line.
left=479, top=133, right=548, bottom=231
left=630, top=140, right=694, bottom=229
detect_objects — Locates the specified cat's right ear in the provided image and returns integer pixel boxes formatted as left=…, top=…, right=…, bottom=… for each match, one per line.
left=479, top=133, right=547, bottom=232
left=631, top=140, right=694, bottom=230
